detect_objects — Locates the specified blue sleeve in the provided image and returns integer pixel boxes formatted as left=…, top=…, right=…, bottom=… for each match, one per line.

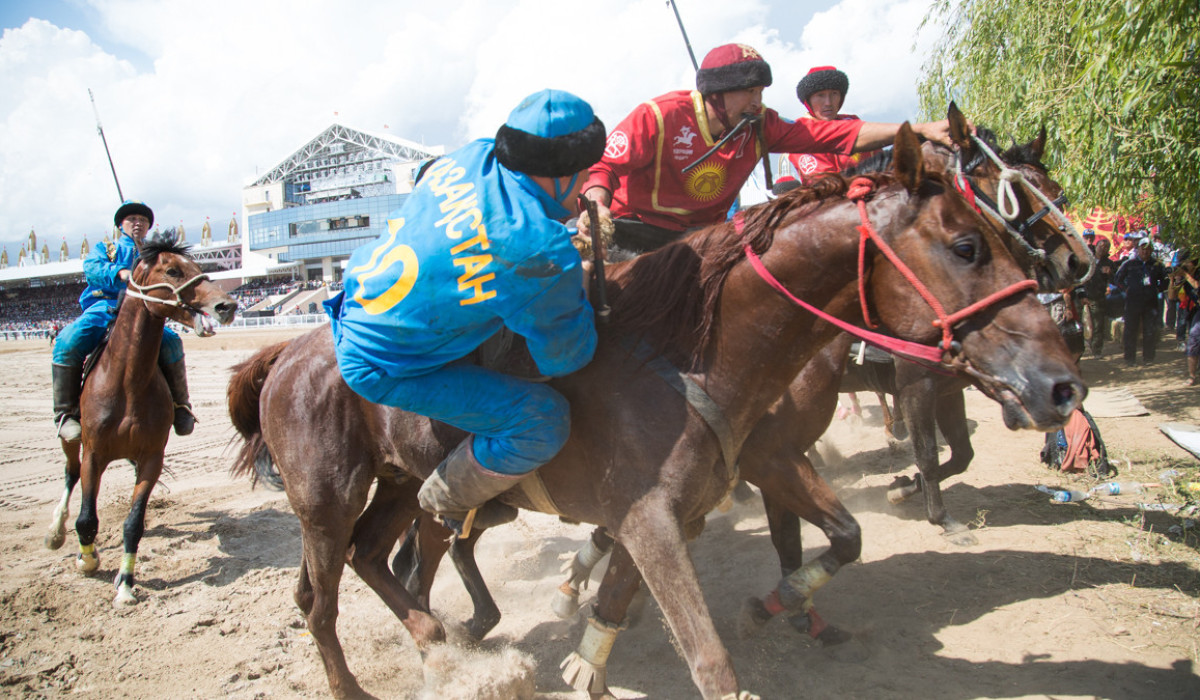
left=1113, top=260, right=1129, bottom=290
left=501, top=243, right=597, bottom=377
left=82, top=242, right=127, bottom=293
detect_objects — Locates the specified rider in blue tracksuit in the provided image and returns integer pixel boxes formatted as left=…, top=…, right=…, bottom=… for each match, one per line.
left=51, top=201, right=194, bottom=441
left=326, top=89, right=606, bottom=533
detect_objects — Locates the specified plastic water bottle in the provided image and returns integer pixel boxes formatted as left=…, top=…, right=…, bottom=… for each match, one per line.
left=1091, top=482, right=1146, bottom=496
left=1036, top=484, right=1089, bottom=503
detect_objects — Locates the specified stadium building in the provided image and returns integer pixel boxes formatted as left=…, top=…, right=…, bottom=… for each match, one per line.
left=241, top=124, right=443, bottom=284
left=1, top=124, right=443, bottom=337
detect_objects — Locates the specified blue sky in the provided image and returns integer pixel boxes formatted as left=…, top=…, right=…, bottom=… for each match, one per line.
left=0, top=0, right=938, bottom=256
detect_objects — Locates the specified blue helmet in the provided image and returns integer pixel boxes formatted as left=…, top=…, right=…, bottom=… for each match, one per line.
left=493, top=89, right=606, bottom=178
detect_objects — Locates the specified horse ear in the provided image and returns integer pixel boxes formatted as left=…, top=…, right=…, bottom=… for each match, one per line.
left=892, top=122, right=924, bottom=195
left=1027, top=126, right=1047, bottom=161
left=946, top=101, right=972, bottom=150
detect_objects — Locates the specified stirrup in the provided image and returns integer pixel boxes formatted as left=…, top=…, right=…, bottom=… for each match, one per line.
left=56, top=414, right=82, bottom=442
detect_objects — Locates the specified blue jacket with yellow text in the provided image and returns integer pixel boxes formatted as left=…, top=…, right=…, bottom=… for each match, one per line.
left=327, top=139, right=597, bottom=379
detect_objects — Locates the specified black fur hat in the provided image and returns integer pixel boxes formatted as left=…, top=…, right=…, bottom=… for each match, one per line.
left=796, top=66, right=849, bottom=106
left=494, top=89, right=607, bottom=178
left=114, top=200, right=154, bottom=228
left=696, top=43, right=773, bottom=95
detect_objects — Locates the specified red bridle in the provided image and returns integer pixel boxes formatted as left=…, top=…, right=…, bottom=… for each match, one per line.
left=737, top=176, right=1038, bottom=367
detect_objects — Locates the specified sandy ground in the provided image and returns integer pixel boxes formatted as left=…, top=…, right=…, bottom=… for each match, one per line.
left=0, top=326, right=1198, bottom=699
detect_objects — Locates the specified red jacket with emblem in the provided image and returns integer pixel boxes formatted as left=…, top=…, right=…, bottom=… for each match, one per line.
left=584, top=90, right=862, bottom=232
left=783, top=114, right=872, bottom=184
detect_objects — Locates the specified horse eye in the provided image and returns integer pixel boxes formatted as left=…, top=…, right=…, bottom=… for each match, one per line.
left=952, top=241, right=977, bottom=262
left=166, top=266, right=183, bottom=278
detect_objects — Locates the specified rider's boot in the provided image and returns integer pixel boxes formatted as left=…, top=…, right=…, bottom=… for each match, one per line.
left=52, top=363, right=83, bottom=442
left=417, top=438, right=520, bottom=535
left=161, top=358, right=196, bottom=436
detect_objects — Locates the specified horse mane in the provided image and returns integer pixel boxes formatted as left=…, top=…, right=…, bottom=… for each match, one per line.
left=138, top=228, right=193, bottom=265
left=605, top=173, right=889, bottom=370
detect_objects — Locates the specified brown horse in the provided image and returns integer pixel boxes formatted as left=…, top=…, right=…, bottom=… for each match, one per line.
left=43, top=233, right=236, bottom=606
left=537, top=111, right=1091, bottom=642
left=228, top=125, right=1085, bottom=699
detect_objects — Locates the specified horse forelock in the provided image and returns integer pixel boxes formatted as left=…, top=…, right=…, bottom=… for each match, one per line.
left=138, top=228, right=193, bottom=266
left=606, top=173, right=883, bottom=370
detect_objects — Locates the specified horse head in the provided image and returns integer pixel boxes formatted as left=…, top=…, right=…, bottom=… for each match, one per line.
left=937, top=102, right=1093, bottom=291
left=862, top=124, right=1085, bottom=431
left=128, top=230, right=237, bottom=336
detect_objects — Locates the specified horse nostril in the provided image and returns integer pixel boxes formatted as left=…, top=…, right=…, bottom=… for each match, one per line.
left=1051, top=380, right=1083, bottom=414
left=216, top=302, right=237, bottom=317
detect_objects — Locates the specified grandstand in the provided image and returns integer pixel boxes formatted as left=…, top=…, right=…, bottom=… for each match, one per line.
left=1, top=123, right=443, bottom=340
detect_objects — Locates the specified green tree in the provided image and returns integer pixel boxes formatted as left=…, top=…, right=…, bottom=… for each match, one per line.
left=918, top=0, right=1200, bottom=246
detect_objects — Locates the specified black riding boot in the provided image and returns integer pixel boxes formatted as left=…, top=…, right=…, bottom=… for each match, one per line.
left=161, top=358, right=196, bottom=436
left=51, top=363, right=83, bottom=442
left=417, top=438, right=519, bottom=536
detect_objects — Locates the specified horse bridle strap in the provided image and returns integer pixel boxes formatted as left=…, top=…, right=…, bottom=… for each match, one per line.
left=961, top=134, right=1096, bottom=284
left=735, top=177, right=1038, bottom=365
left=126, top=273, right=210, bottom=313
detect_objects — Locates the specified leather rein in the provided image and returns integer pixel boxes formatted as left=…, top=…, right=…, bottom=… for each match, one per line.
left=736, top=176, right=1037, bottom=370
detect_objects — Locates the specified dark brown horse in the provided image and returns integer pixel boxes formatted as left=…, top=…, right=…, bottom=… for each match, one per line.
left=228, top=126, right=1084, bottom=699
left=43, top=233, right=236, bottom=606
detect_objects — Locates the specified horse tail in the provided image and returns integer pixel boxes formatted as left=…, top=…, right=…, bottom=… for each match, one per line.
left=227, top=340, right=290, bottom=489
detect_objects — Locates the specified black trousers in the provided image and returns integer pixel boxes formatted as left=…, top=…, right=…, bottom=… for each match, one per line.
left=1122, top=299, right=1158, bottom=363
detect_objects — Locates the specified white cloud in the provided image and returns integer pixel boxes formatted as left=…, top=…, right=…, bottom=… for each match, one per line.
left=0, top=0, right=939, bottom=254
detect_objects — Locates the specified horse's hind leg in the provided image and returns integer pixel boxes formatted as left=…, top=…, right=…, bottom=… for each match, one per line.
left=113, top=455, right=164, bottom=606
left=447, top=526, right=501, bottom=641
left=45, top=447, right=81, bottom=550
left=347, top=478, right=445, bottom=649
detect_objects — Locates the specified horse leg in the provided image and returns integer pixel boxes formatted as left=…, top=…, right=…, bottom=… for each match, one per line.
left=44, top=447, right=81, bottom=550
left=347, top=478, right=446, bottom=650
left=742, top=457, right=860, bottom=646
left=921, top=389, right=977, bottom=546
left=552, top=526, right=615, bottom=619
left=446, top=527, right=502, bottom=641
left=395, top=512, right=499, bottom=641
left=73, top=452, right=103, bottom=575
left=113, top=455, right=164, bottom=606
left=295, top=549, right=314, bottom=615
left=560, top=541, right=643, bottom=699
left=887, top=393, right=908, bottom=441
left=289, top=473, right=373, bottom=700
left=612, top=506, right=745, bottom=699
left=886, top=373, right=938, bottom=507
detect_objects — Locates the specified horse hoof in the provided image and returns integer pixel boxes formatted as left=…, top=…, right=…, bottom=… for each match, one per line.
left=551, top=586, right=581, bottom=619
left=113, top=585, right=138, bottom=607
left=737, top=597, right=772, bottom=638
left=44, top=531, right=66, bottom=550
left=885, top=485, right=913, bottom=504
left=76, top=553, right=99, bottom=574
left=942, top=529, right=978, bottom=547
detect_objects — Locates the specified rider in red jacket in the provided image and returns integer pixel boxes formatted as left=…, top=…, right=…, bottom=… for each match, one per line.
left=581, top=44, right=954, bottom=253
left=779, top=65, right=875, bottom=189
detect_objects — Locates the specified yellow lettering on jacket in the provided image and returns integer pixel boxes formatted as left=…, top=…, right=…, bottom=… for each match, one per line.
left=455, top=255, right=496, bottom=306
left=349, top=217, right=420, bottom=314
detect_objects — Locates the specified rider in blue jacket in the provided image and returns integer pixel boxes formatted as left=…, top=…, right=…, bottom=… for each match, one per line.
left=326, top=89, right=606, bottom=533
left=51, top=201, right=194, bottom=441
